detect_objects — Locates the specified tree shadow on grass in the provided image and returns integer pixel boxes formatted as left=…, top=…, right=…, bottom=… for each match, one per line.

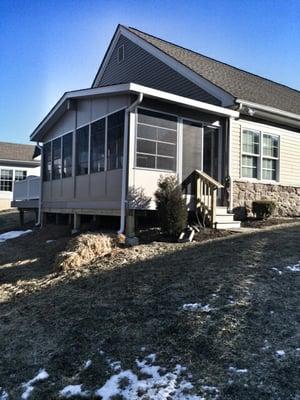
left=0, top=225, right=299, bottom=399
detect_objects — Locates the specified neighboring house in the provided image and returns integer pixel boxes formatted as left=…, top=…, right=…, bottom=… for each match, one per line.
left=28, top=25, right=300, bottom=234
left=0, top=141, right=40, bottom=210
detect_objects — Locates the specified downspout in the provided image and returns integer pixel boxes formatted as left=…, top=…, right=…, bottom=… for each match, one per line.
left=36, top=142, right=43, bottom=226
left=118, top=93, right=143, bottom=235
left=228, top=101, right=242, bottom=211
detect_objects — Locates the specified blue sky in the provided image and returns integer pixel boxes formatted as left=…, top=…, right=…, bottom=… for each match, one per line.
left=1, top=0, right=300, bottom=144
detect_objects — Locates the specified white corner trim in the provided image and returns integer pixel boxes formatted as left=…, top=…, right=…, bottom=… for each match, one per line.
left=93, top=26, right=235, bottom=107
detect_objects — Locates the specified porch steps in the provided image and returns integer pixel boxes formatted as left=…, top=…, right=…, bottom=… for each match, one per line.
left=215, top=206, right=241, bottom=230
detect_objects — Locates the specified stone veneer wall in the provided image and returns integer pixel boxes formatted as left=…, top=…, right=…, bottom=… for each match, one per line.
left=232, top=181, right=300, bottom=219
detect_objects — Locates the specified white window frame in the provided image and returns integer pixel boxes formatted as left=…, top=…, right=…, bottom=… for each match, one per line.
left=241, top=127, right=280, bottom=182
left=135, top=107, right=178, bottom=173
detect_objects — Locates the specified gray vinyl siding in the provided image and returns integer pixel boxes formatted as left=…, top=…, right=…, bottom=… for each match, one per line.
left=42, top=94, right=130, bottom=212
left=99, top=35, right=221, bottom=105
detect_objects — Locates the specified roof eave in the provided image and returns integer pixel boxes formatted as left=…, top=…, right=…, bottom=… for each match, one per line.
left=236, top=99, right=300, bottom=129
left=31, top=83, right=239, bottom=142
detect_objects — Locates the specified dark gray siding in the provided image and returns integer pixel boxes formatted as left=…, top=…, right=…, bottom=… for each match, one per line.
left=98, top=35, right=221, bottom=105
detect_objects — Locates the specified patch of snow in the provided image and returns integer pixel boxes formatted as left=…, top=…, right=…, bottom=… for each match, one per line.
left=21, top=369, right=49, bottom=400
left=286, top=262, right=300, bottom=272
left=272, top=267, right=282, bottom=275
left=46, top=239, right=55, bottom=244
left=202, top=385, right=219, bottom=399
left=262, top=340, right=271, bottom=351
left=0, top=389, right=9, bottom=400
left=84, top=360, right=92, bottom=369
left=228, top=367, right=248, bottom=374
left=0, top=230, right=32, bottom=243
left=276, top=350, right=285, bottom=357
left=182, top=303, right=212, bottom=312
left=140, top=346, right=146, bottom=352
left=95, top=353, right=203, bottom=399
left=60, top=385, right=89, bottom=398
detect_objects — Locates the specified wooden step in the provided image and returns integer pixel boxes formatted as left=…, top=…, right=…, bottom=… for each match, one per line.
left=215, top=206, right=229, bottom=215
left=215, top=213, right=236, bottom=223
left=215, top=221, right=241, bottom=230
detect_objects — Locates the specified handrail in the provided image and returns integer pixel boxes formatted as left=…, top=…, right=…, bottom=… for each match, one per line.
left=182, top=170, right=223, bottom=228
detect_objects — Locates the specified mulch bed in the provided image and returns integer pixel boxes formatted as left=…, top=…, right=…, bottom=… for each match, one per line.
left=242, top=217, right=299, bottom=229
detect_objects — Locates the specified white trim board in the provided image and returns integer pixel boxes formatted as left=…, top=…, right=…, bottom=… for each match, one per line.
left=92, top=25, right=235, bottom=107
left=30, top=83, right=239, bottom=142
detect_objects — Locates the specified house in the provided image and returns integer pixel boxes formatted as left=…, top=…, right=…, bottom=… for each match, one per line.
left=0, top=141, right=40, bottom=210
left=28, top=25, right=300, bottom=235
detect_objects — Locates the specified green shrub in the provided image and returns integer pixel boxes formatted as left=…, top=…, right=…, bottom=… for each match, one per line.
left=154, top=175, right=188, bottom=237
left=252, top=200, right=276, bottom=219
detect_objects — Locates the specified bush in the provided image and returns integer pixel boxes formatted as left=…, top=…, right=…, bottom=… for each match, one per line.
left=252, top=200, right=276, bottom=219
left=154, top=175, right=188, bottom=237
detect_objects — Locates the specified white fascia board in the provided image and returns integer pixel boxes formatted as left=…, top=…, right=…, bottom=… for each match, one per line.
left=236, top=99, right=300, bottom=122
left=31, top=82, right=239, bottom=142
left=30, top=84, right=132, bottom=141
left=93, top=26, right=235, bottom=107
left=129, top=83, right=239, bottom=118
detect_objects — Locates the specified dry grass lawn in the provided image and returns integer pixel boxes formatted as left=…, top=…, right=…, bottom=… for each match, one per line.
left=0, top=223, right=299, bottom=399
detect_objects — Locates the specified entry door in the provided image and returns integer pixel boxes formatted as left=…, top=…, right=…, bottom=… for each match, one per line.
left=182, top=119, right=203, bottom=181
left=203, top=126, right=221, bottom=181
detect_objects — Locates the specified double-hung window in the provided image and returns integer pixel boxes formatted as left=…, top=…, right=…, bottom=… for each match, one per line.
left=0, top=169, right=13, bottom=191
left=262, top=134, right=279, bottom=180
left=241, top=129, right=279, bottom=181
left=241, top=129, right=260, bottom=178
left=15, top=170, right=27, bottom=181
left=136, top=109, right=177, bottom=171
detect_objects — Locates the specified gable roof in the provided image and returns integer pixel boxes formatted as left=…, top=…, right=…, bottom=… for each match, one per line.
left=125, top=27, right=300, bottom=115
left=0, top=141, right=39, bottom=163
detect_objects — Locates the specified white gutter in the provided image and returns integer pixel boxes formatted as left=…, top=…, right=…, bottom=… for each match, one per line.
left=236, top=99, right=300, bottom=121
left=118, top=93, right=144, bottom=235
left=31, top=83, right=239, bottom=142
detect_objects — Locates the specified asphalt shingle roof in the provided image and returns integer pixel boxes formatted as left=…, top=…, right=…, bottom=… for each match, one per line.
left=0, top=142, right=39, bottom=162
left=128, top=27, right=300, bottom=115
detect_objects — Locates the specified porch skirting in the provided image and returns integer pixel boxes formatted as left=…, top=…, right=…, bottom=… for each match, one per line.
left=232, top=181, right=300, bottom=219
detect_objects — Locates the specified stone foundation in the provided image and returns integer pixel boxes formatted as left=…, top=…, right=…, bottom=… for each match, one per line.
left=232, top=181, right=300, bottom=219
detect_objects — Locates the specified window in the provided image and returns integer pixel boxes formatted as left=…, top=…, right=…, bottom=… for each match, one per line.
left=262, top=134, right=279, bottom=180
left=52, top=137, right=62, bottom=180
left=107, top=110, right=124, bottom=170
left=62, top=133, right=73, bottom=178
left=76, top=125, right=89, bottom=175
left=136, top=109, right=177, bottom=171
left=241, top=129, right=279, bottom=181
left=15, top=170, right=27, bottom=181
left=43, top=142, right=52, bottom=181
left=90, top=118, right=105, bottom=173
left=117, top=44, right=124, bottom=63
left=241, top=129, right=260, bottom=178
left=0, top=169, right=13, bottom=191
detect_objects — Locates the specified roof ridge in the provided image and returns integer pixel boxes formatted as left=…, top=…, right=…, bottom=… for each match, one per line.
left=0, top=141, right=35, bottom=147
left=127, top=26, right=300, bottom=96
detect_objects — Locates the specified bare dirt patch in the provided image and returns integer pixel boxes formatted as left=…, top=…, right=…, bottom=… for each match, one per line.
left=0, top=223, right=299, bottom=399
